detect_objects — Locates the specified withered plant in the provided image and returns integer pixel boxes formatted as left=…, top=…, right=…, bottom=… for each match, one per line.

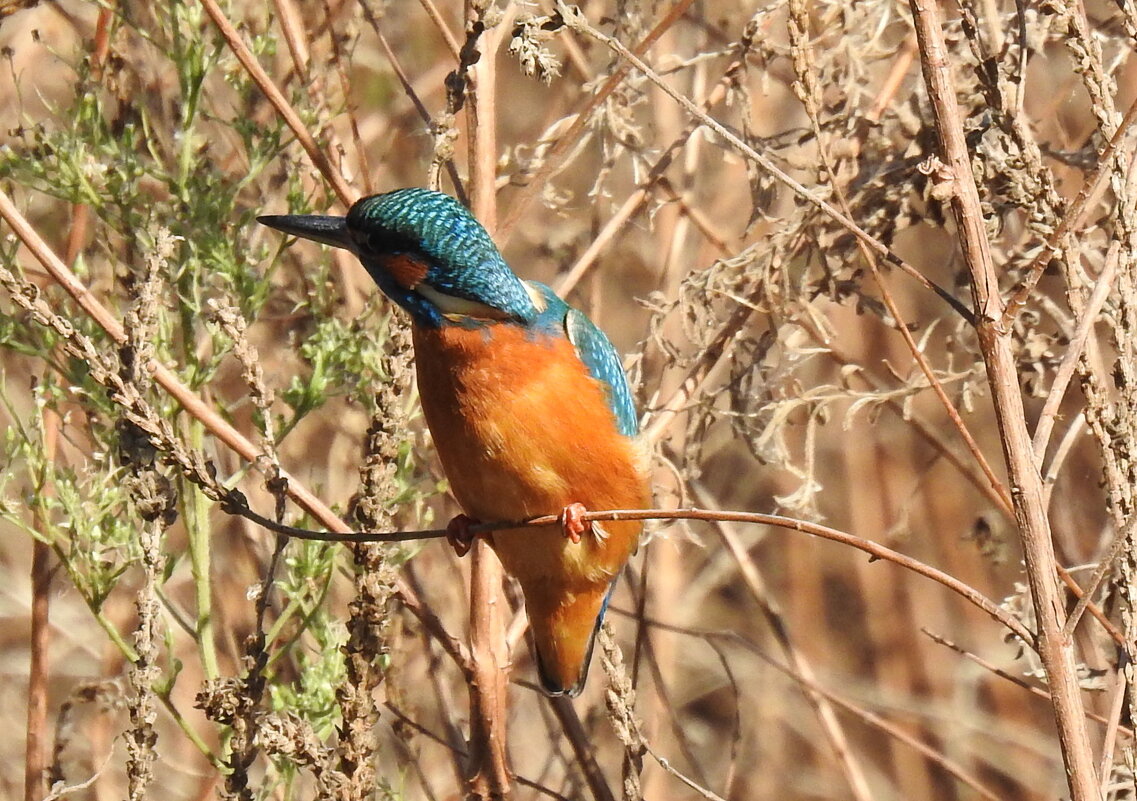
left=0, top=1, right=1133, bottom=799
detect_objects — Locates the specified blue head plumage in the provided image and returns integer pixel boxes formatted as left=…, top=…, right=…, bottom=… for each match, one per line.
left=259, top=188, right=538, bottom=328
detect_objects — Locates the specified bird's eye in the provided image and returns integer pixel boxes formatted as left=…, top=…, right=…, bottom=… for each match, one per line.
left=348, top=228, right=373, bottom=252
left=351, top=228, right=419, bottom=256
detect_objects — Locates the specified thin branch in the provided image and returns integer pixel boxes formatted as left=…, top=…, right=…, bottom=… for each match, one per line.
left=201, top=0, right=354, bottom=206
left=383, top=701, right=581, bottom=801
left=359, top=6, right=468, bottom=203
left=555, top=37, right=741, bottom=297
left=641, top=298, right=751, bottom=446
left=866, top=35, right=917, bottom=121
left=921, top=629, right=1130, bottom=732
left=1062, top=518, right=1133, bottom=639
left=496, top=0, right=697, bottom=244
left=1032, top=242, right=1119, bottom=461
left=546, top=696, right=618, bottom=801
left=630, top=617, right=1006, bottom=801
left=1042, top=412, right=1085, bottom=507
left=641, top=739, right=729, bottom=801
left=690, top=481, right=873, bottom=801
left=1096, top=668, right=1128, bottom=795
left=1000, top=93, right=1137, bottom=329
left=322, top=0, right=374, bottom=196
left=219, top=501, right=1034, bottom=645
left=809, top=325, right=1013, bottom=517
left=621, top=565, right=714, bottom=789
left=417, top=0, right=462, bottom=59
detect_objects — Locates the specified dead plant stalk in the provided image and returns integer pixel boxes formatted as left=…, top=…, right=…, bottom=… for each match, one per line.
left=464, top=3, right=512, bottom=797
left=907, top=0, right=1099, bottom=798
left=25, top=407, right=59, bottom=801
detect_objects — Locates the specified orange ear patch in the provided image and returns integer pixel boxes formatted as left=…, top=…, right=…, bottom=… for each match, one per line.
left=380, top=253, right=430, bottom=289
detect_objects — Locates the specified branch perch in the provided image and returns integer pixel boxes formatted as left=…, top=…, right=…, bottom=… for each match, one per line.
left=220, top=499, right=1034, bottom=646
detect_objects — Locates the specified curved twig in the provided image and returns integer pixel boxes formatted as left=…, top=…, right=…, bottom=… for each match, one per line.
left=221, top=499, right=1035, bottom=647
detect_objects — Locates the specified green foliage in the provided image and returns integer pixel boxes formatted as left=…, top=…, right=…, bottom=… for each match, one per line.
left=0, top=381, right=138, bottom=612
left=0, top=4, right=427, bottom=795
left=281, top=308, right=402, bottom=427
left=258, top=541, right=344, bottom=733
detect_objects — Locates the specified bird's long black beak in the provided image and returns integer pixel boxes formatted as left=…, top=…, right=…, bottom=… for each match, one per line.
left=257, top=214, right=353, bottom=251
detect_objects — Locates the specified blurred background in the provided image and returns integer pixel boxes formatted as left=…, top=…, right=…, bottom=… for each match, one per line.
left=0, top=0, right=1128, bottom=799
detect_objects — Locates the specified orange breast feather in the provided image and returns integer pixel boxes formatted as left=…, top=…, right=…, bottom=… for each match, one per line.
left=413, top=323, right=651, bottom=693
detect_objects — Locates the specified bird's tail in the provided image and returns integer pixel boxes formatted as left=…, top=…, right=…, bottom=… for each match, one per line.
left=526, top=581, right=616, bottom=697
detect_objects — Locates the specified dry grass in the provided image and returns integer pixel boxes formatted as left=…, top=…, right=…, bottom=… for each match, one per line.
left=0, top=0, right=1134, bottom=799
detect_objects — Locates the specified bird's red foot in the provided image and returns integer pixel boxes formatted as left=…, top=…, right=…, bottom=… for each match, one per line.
left=559, top=503, right=591, bottom=544
left=446, top=514, right=482, bottom=557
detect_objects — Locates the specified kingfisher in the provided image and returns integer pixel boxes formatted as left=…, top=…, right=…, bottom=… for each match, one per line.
left=259, top=188, right=650, bottom=697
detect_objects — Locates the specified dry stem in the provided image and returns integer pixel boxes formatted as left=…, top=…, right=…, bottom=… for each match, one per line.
left=463, top=3, right=512, bottom=797
left=908, top=0, right=1099, bottom=797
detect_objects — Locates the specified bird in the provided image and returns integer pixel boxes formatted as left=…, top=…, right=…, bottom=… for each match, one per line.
left=258, top=188, right=651, bottom=697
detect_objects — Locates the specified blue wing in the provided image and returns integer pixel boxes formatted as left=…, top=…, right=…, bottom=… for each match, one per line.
left=564, top=307, right=638, bottom=438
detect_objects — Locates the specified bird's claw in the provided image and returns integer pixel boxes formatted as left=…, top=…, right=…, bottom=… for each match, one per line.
left=446, top=514, right=482, bottom=557
left=559, top=503, right=591, bottom=544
